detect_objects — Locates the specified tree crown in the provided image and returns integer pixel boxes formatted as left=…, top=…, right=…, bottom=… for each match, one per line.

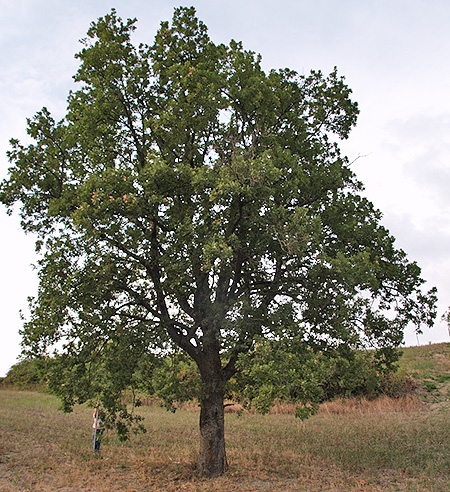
left=0, top=7, right=437, bottom=426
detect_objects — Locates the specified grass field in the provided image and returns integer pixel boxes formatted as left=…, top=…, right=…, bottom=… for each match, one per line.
left=1, top=389, right=450, bottom=491
left=2, top=343, right=450, bottom=491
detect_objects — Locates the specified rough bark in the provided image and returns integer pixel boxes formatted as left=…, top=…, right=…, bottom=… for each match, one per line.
left=197, top=356, right=227, bottom=478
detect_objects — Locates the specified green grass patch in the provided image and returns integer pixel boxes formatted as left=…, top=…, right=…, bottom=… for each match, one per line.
left=399, top=343, right=450, bottom=380
left=398, top=343, right=450, bottom=404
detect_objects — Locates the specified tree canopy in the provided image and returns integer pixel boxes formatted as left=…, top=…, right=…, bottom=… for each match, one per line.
left=0, top=7, right=437, bottom=477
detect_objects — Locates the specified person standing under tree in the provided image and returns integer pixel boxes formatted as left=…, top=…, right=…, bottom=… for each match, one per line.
left=92, top=408, right=104, bottom=451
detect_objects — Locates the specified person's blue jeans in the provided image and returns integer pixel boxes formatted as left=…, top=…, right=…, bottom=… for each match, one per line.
left=92, top=429, right=103, bottom=450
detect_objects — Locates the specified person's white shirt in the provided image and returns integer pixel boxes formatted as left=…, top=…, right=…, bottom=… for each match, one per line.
left=93, top=410, right=103, bottom=430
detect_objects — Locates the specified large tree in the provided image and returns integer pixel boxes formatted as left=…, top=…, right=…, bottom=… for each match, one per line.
left=1, top=8, right=436, bottom=477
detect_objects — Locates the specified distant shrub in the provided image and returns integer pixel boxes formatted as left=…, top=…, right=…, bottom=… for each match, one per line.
left=319, top=349, right=411, bottom=401
left=230, top=339, right=412, bottom=416
left=377, top=372, right=420, bottom=398
left=1, top=357, right=49, bottom=389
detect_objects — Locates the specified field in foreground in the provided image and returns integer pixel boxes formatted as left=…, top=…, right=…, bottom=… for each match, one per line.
left=1, top=389, right=450, bottom=492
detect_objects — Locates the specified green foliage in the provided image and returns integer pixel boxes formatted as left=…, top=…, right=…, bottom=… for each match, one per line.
left=319, top=348, right=404, bottom=400
left=0, top=6, right=437, bottom=449
left=232, top=337, right=328, bottom=418
left=2, top=358, right=49, bottom=388
left=229, top=338, right=407, bottom=417
left=43, top=342, right=157, bottom=439
left=147, top=352, right=201, bottom=411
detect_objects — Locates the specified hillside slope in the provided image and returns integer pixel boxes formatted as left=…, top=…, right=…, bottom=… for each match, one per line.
left=399, top=342, right=450, bottom=404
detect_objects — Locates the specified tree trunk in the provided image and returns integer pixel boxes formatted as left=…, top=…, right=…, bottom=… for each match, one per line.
left=197, top=371, right=227, bottom=478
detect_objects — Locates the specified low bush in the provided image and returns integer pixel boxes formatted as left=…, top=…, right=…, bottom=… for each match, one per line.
left=0, top=357, right=49, bottom=389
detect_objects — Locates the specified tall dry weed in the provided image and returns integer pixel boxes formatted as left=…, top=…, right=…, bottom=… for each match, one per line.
left=222, top=395, right=424, bottom=416
left=319, top=395, right=424, bottom=415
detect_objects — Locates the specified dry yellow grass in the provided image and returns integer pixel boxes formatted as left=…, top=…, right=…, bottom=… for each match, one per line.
left=319, top=394, right=425, bottom=414
left=1, top=390, right=450, bottom=491
left=221, top=394, right=424, bottom=416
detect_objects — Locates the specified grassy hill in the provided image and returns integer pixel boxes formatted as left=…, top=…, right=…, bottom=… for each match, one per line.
left=399, top=342, right=450, bottom=404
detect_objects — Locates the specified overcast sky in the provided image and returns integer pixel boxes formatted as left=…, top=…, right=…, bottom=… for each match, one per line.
left=1, top=0, right=450, bottom=376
